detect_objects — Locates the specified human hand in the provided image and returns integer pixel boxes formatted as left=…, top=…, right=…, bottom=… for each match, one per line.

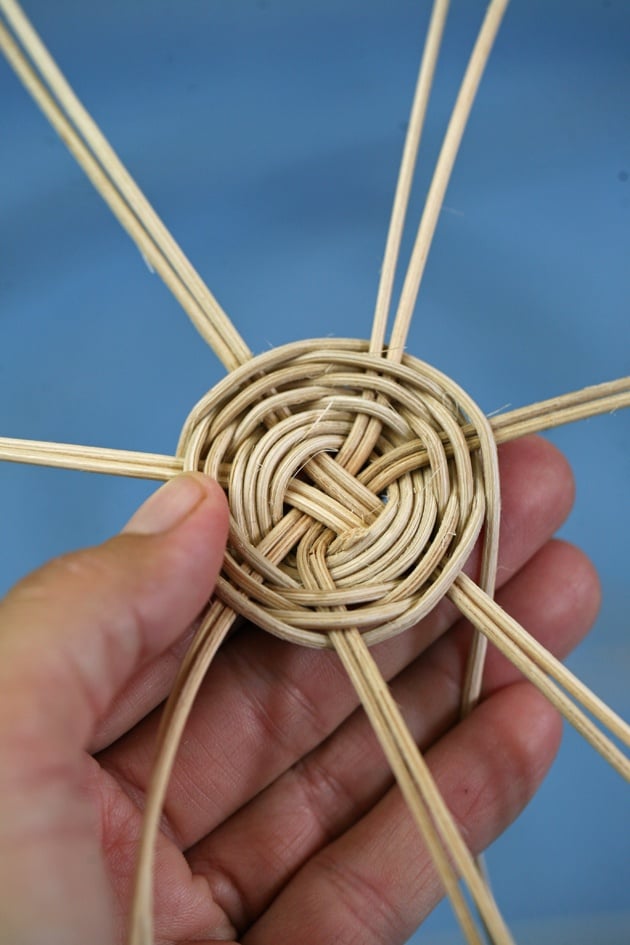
left=0, top=438, right=599, bottom=945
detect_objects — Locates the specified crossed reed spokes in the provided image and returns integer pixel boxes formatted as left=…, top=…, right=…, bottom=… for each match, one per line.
left=1, top=1, right=629, bottom=944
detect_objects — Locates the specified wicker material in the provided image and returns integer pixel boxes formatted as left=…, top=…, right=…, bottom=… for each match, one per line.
left=177, top=339, right=497, bottom=648
left=0, top=1, right=628, bottom=943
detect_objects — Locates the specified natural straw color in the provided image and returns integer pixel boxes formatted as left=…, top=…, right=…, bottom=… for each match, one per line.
left=451, top=576, right=630, bottom=779
left=331, top=627, right=515, bottom=945
left=1, top=2, right=629, bottom=945
left=0, top=0, right=251, bottom=370
left=370, top=0, right=450, bottom=357
left=1, top=376, right=628, bottom=481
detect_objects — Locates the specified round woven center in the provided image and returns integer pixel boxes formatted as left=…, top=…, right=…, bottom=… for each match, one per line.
left=177, top=339, right=496, bottom=648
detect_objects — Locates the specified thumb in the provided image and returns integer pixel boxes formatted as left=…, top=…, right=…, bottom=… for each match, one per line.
left=0, top=473, right=229, bottom=760
left=0, top=476, right=227, bottom=945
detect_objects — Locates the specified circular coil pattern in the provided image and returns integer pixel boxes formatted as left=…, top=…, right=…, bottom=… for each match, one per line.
left=177, top=338, right=499, bottom=648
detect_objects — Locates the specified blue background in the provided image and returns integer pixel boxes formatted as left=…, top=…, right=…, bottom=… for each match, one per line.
left=1, top=2, right=628, bottom=941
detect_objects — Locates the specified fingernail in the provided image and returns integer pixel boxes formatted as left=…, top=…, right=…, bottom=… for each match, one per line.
left=123, top=474, right=209, bottom=535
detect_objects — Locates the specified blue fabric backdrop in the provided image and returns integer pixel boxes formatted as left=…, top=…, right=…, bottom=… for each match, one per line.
left=1, top=2, right=628, bottom=941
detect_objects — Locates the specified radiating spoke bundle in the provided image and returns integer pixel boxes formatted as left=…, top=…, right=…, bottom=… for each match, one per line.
left=0, top=1, right=628, bottom=944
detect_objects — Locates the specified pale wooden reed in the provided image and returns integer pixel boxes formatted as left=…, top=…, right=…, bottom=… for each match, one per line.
left=450, top=576, right=630, bottom=781
left=1, top=2, right=628, bottom=945
left=0, top=0, right=251, bottom=370
left=1, top=378, right=628, bottom=480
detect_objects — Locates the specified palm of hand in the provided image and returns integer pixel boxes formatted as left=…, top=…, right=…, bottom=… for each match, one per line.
left=58, top=439, right=594, bottom=945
